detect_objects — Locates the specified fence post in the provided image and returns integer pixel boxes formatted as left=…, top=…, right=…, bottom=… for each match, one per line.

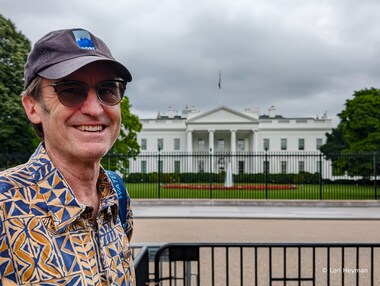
left=374, top=152, right=378, bottom=199
left=265, top=148, right=268, bottom=199
left=319, top=152, right=323, bottom=200
left=158, top=149, right=161, bottom=199
left=209, top=148, right=213, bottom=200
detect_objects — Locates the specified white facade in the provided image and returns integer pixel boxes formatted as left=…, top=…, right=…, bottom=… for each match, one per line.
left=130, top=106, right=334, bottom=176
left=137, top=105, right=332, bottom=153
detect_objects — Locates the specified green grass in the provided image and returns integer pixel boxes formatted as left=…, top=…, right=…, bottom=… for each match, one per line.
left=126, top=183, right=379, bottom=200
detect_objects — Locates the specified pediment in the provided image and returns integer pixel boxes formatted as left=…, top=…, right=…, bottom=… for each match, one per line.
left=186, top=106, right=258, bottom=124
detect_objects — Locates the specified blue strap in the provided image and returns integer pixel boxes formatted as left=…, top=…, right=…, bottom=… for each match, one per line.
left=106, top=170, right=128, bottom=228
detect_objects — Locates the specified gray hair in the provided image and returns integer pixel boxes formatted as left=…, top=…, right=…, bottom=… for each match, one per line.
left=21, top=76, right=44, bottom=138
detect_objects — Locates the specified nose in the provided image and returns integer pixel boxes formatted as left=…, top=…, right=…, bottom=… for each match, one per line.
left=79, top=88, right=103, bottom=116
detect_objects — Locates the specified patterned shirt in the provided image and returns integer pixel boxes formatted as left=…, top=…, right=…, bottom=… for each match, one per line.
left=0, top=144, right=135, bottom=285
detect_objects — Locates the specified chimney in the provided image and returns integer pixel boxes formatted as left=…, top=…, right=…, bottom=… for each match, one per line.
left=268, top=106, right=276, bottom=118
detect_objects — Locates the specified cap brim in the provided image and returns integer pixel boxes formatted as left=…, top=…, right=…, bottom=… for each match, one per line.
left=38, top=56, right=132, bottom=82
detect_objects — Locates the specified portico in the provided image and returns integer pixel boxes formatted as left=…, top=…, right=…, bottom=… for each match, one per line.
left=185, top=106, right=260, bottom=153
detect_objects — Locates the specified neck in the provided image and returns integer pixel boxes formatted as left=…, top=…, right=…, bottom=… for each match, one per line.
left=46, top=146, right=101, bottom=213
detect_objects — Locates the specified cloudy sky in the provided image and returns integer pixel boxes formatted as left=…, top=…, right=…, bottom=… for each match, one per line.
left=2, top=0, right=380, bottom=126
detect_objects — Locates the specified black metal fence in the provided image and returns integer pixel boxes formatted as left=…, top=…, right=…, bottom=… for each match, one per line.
left=133, top=242, right=380, bottom=286
left=104, top=152, right=380, bottom=200
left=3, top=151, right=380, bottom=200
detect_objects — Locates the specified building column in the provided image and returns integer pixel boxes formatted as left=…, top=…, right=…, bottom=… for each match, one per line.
left=208, top=130, right=214, bottom=152
left=187, top=130, right=193, bottom=172
left=254, top=130, right=259, bottom=152
left=252, top=130, right=259, bottom=152
left=230, top=129, right=236, bottom=153
left=187, top=130, right=193, bottom=153
left=230, top=129, right=237, bottom=174
left=208, top=130, right=214, bottom=173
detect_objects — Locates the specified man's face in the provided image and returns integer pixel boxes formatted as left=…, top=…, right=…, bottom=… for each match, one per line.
left=27, top=62, right=122, bottom=164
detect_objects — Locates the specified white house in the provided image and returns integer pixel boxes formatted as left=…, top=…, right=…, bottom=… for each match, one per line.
left=131, top=105, right=333, bottom=175
left=138, top=105, right=332, bottom=153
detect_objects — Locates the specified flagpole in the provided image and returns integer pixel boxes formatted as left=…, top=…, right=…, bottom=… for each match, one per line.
left=218, top=70, right=222, bottom=106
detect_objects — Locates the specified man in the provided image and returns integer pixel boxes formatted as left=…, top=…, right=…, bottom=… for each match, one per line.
left=0, top=29, right=135, bottom=285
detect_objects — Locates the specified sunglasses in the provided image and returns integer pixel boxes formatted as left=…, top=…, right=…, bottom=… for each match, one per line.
left=42, top=79, right=126, bottom=108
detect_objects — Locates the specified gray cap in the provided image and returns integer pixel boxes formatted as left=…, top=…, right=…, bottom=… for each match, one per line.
left=24, top=28, right=132, bottom=88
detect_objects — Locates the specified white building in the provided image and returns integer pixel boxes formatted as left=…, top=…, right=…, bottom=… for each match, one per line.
left=132, top=105, right=333, bottom=175
left=138, top=105, right=332, bottom=153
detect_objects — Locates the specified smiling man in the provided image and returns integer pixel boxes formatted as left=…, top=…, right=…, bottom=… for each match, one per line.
left=0, top=29, right=135, bottom=285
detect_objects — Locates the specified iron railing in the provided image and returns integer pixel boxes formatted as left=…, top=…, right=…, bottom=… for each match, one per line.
left=133, top=242, right=380, bottom=286
left=106, top=151, right=380, bottom=200
left=3, top=151, right=380, bottom=200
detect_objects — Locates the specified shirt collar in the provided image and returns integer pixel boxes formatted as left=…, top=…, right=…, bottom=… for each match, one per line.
left=29, top=143, right=119, bottom=233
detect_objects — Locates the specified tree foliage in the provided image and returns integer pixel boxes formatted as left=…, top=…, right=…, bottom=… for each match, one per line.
left=0, top=14, right=36, bottom=167
left=113, top=97, right=142, bottom=157
left=339, top=88, right=380, bottom=152
left=320, top=88, right=380, bottom=177
left=104, top=96, right=142, bottom=175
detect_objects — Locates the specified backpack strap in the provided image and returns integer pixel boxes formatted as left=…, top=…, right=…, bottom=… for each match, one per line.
left=106, top=170, right=128, bottom=229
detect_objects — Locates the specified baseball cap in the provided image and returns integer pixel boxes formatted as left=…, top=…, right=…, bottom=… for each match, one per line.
left=24, top=28, right=132, bottom=88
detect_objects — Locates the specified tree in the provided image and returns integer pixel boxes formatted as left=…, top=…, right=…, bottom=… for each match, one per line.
left=339, top=88, right=380, bottom=152
left=320, top=88, right=380, bottom=177
left=320, top=123, right=347, bottom=158
left=105, top=96, right=142, bottom=175
left=0, top=14, right=36, bottom=168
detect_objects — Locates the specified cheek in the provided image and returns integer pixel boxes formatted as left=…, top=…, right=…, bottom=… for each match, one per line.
left=111, top=108, right=122, bottom=127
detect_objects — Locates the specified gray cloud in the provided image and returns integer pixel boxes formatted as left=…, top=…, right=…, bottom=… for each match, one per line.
left=2, top=0, right=380, bottom=125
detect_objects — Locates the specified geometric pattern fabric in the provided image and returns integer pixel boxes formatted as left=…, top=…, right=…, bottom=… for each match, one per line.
left=0, top=144, right=135, bottom=285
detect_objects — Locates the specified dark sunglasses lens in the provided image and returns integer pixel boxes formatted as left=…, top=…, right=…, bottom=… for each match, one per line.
left=54, top=82, right=87, bottom=107
left=97, top=81, right=125, bottom=106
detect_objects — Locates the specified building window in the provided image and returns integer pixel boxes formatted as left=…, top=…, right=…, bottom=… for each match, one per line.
left=141, top=160, right=147, bottom=174
left=281, top=161, right=287, bottom=174
left=174, top=161, right=180, bottom=173
left=157, top=138, right=164, bottom=150
left=237, top=139, right=245, bottom=151
left=217, top=139, right=225, bottom=151
left=174, top=138, right=180, bottom=150
left=158, top=160, right=163, bottom=173
left=141, top=138, right=147, bottom=150
left=238, top=161, right=245, bottom=174
left=281, top=138, right=287, bottom=150
left=198, top=139, right=205, bottom=151
left=299, top=161, right=305, bottom=173
left=263, top=138, right=270, bottom=150
left=263, top=160, right=270, bottom=173
left=316, top=161, right=321, bottom=173
left=198, top=160, right=205, bottom=173
left=298, top=138, right=305, bottom=151
left=316, top=138, right=323, bottom=150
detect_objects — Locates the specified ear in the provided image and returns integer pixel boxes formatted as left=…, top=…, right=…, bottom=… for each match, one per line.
left=22, top=95, right=43, bottom=124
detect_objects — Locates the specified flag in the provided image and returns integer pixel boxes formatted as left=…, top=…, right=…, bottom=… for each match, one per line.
left=218, top=70, right=221, bottom=89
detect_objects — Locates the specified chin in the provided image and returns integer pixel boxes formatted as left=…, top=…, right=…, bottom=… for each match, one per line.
left=75, top=145, right=110, bottom=161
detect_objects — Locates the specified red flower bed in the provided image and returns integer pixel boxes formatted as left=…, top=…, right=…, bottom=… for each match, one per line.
left=162, top=184, right=298, bottom=190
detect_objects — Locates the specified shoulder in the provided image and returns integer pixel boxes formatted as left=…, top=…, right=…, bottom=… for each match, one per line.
left=0, top=162, right=35, bottom=196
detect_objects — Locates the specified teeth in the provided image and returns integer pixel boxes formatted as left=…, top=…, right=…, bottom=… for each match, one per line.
left=76, top=125, right=104, bottom=132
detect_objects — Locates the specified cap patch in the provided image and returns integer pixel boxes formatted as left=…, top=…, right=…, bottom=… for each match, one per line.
left=73, top=30, right=96, bottom=50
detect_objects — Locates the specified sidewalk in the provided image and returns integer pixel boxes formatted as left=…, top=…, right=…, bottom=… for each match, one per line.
left=132, top=199, right=380, bottom=220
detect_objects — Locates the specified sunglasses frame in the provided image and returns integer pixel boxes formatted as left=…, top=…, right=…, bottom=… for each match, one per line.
left=42, top=79, right=127, bottom=108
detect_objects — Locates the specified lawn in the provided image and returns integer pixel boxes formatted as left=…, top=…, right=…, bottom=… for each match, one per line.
left=126, top=183, right=379, bottom=200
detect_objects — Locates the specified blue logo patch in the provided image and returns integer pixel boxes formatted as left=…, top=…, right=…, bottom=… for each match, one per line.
left=73, top=30, right=96, bottom=50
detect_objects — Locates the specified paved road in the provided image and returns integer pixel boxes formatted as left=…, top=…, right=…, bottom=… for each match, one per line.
left=132, top=200, right=380, bottom=244
left=132, top=199, right=380, bottom=220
